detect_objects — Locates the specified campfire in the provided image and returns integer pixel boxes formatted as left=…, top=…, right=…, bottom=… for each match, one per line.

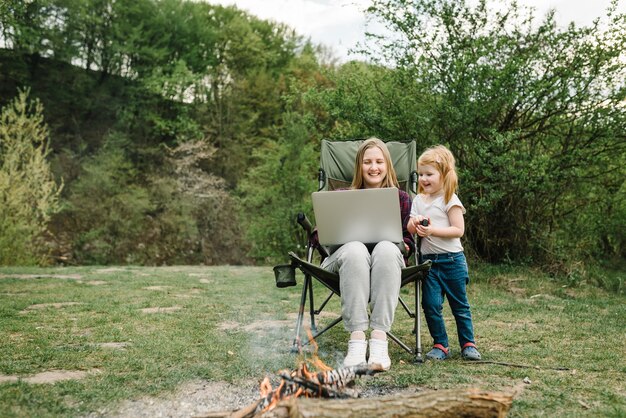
left=199, top=356, right=516, bottom=418
left=199, top=330, right=384, bottom=418
left=199, top=331, right=516, bottom=418
left=199, top=362, right=383, bottom=418
left=256, top=362, right=384, bottom=413
left=250, top=329, right=384, bottom=417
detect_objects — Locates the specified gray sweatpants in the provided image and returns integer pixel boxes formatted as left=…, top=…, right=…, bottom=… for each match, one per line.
left=321, top=241, right=404, bottom=332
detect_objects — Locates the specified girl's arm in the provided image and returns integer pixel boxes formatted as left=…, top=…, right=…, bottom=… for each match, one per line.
left=415, top=205, right=465, bottom=238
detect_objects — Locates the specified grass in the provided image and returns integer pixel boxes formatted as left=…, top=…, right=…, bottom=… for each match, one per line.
left=0, top=263, right=624, bottom=417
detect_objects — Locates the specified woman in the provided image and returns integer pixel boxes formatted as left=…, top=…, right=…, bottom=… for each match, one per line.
left=320, top=138, right=413, bottom=370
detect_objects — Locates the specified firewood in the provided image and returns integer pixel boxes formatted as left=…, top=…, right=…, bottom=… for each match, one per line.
left=260, top=388, right=514, bottom=418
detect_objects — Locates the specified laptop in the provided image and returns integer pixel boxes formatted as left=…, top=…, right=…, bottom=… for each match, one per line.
left=311, top=187, right=403, bottom=246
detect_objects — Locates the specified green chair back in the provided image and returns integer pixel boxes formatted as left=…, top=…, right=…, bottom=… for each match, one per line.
left=319, top=139, right=417, bottom=194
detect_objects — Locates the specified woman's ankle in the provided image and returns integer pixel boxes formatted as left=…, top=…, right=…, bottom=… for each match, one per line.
left=371, top=329, right=387, bottom=340
left=350, top=330, right=366, bottom=340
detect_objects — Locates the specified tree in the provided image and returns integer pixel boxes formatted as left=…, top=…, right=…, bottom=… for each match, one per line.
left=329, top=0, right=626, bottom=264
left=238, top=113, right=317, bottom=263
left=236, top=47, right=334, bottom=263
left=0, top=0, right=324, bottom=265
left=0, top=89, right=62, bottom=265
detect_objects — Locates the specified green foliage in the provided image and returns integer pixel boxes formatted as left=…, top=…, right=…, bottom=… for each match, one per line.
left=319, top=0, right=626, bottom=267
left=58, top=134, right=244, bottom=265
left=0, top=0, right=308, bottom=265
left=61, top=135, right=157, bottom=264
left=308, top=61, right=430, bottom=140
left=238, top=113, right=317, bottom=263
left=0, top=89, right=62, bottom=265
left=232, top=46, right=336, bottom=264
left=1, top=0, right=623, bottom=283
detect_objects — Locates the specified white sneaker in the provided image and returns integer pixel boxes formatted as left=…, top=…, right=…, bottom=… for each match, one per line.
left=367, top=339, right=391, bottom=370
left=343, top=339, right=367, bottom=367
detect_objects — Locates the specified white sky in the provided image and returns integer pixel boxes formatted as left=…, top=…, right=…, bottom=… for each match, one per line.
left=208, top=0, right=625, bottom=62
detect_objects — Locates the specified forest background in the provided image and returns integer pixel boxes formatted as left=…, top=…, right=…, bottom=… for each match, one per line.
left=0, top=0, right=624, bottom=291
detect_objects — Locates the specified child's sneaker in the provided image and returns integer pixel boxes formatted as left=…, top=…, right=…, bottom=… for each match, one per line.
left=343, top=339, right=367, bottom=367
left=367, top=339, right=391, bottom=371
left=425, top=344, right=449, bottom=360
left=461, top=344, right=481, bottom=361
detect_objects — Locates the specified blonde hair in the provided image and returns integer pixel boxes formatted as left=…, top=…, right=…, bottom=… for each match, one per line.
left=351, top=137, right=399, bottom=189
left=418, top=145, right=458, bottom=204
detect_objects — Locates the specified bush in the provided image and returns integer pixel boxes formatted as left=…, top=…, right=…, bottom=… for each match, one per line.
left=0, top=89, right=62, bottom=265
left=58, top=135, right=245, bottom=265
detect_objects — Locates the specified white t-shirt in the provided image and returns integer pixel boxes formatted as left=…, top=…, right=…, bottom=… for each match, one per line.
left=410, top=193, right=465, bottom=255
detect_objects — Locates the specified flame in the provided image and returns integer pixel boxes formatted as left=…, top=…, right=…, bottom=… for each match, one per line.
left=304, top=326, right=333, bottom=372
left=260, top=377, right=272, bottom=398
left=262, top=380, right=286, bottom=412
left=256, top=326, right=335, bottom=413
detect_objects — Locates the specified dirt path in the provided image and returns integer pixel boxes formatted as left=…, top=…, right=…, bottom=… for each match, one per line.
left=83, top=379, right=416, bottom=417
left=84, top=380, right=259, bottom=417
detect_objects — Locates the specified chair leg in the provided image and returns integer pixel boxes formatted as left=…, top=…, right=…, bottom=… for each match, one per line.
left=314, top=291, right=334, bottom=315
left=291, top=274, right=310, bottom=353
left=398, top=295, right=415, bottom=318
left=387, top=330, right=413, bottom=354
left=307, top=274, right=317, bottom=333
left=414, top=278, right=424, bottom=363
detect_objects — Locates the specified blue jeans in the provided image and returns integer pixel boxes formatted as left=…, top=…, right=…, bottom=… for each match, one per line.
left=420, top=252, right=475, bottom=349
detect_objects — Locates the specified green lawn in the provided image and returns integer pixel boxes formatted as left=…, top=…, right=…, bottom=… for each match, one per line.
left=0, top=264, right=624, bottom=417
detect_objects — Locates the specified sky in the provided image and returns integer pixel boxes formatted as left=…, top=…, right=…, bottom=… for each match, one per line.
left=209, top=0, right=625, bottom=62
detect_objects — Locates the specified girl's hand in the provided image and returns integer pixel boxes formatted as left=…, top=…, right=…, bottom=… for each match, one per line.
left=416, top=223, right=431, bottom=238
left=408, top=216, right=426, bottom=235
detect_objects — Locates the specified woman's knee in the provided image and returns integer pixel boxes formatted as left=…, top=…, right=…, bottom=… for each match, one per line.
left=372, top=240, right=398, bottom=255
left=339, top=241, right=370, bottom=261
left=371, top=241, right=403, bottom=264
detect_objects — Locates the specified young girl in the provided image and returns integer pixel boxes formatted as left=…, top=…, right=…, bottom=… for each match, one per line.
left=320, top=138, right=413, bottom=370
left=407, top=145, right=481, bottom=361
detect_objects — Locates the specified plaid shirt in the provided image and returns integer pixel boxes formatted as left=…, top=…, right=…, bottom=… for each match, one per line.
left=398, top=188, right=415, bottom=254
left=311, top=188, right=415, bottom=261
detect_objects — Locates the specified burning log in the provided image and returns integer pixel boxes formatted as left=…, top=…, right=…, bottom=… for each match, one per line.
left=198, top=363, right=384, bottom=418
left=255, top=363, right=384, bottom=414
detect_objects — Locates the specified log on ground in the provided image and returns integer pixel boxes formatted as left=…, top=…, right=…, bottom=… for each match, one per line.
left=262, top=388, right=515, bottom=418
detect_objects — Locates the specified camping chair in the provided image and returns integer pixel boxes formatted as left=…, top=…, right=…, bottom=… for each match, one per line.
left=274, top=139, right=432, bottom=363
